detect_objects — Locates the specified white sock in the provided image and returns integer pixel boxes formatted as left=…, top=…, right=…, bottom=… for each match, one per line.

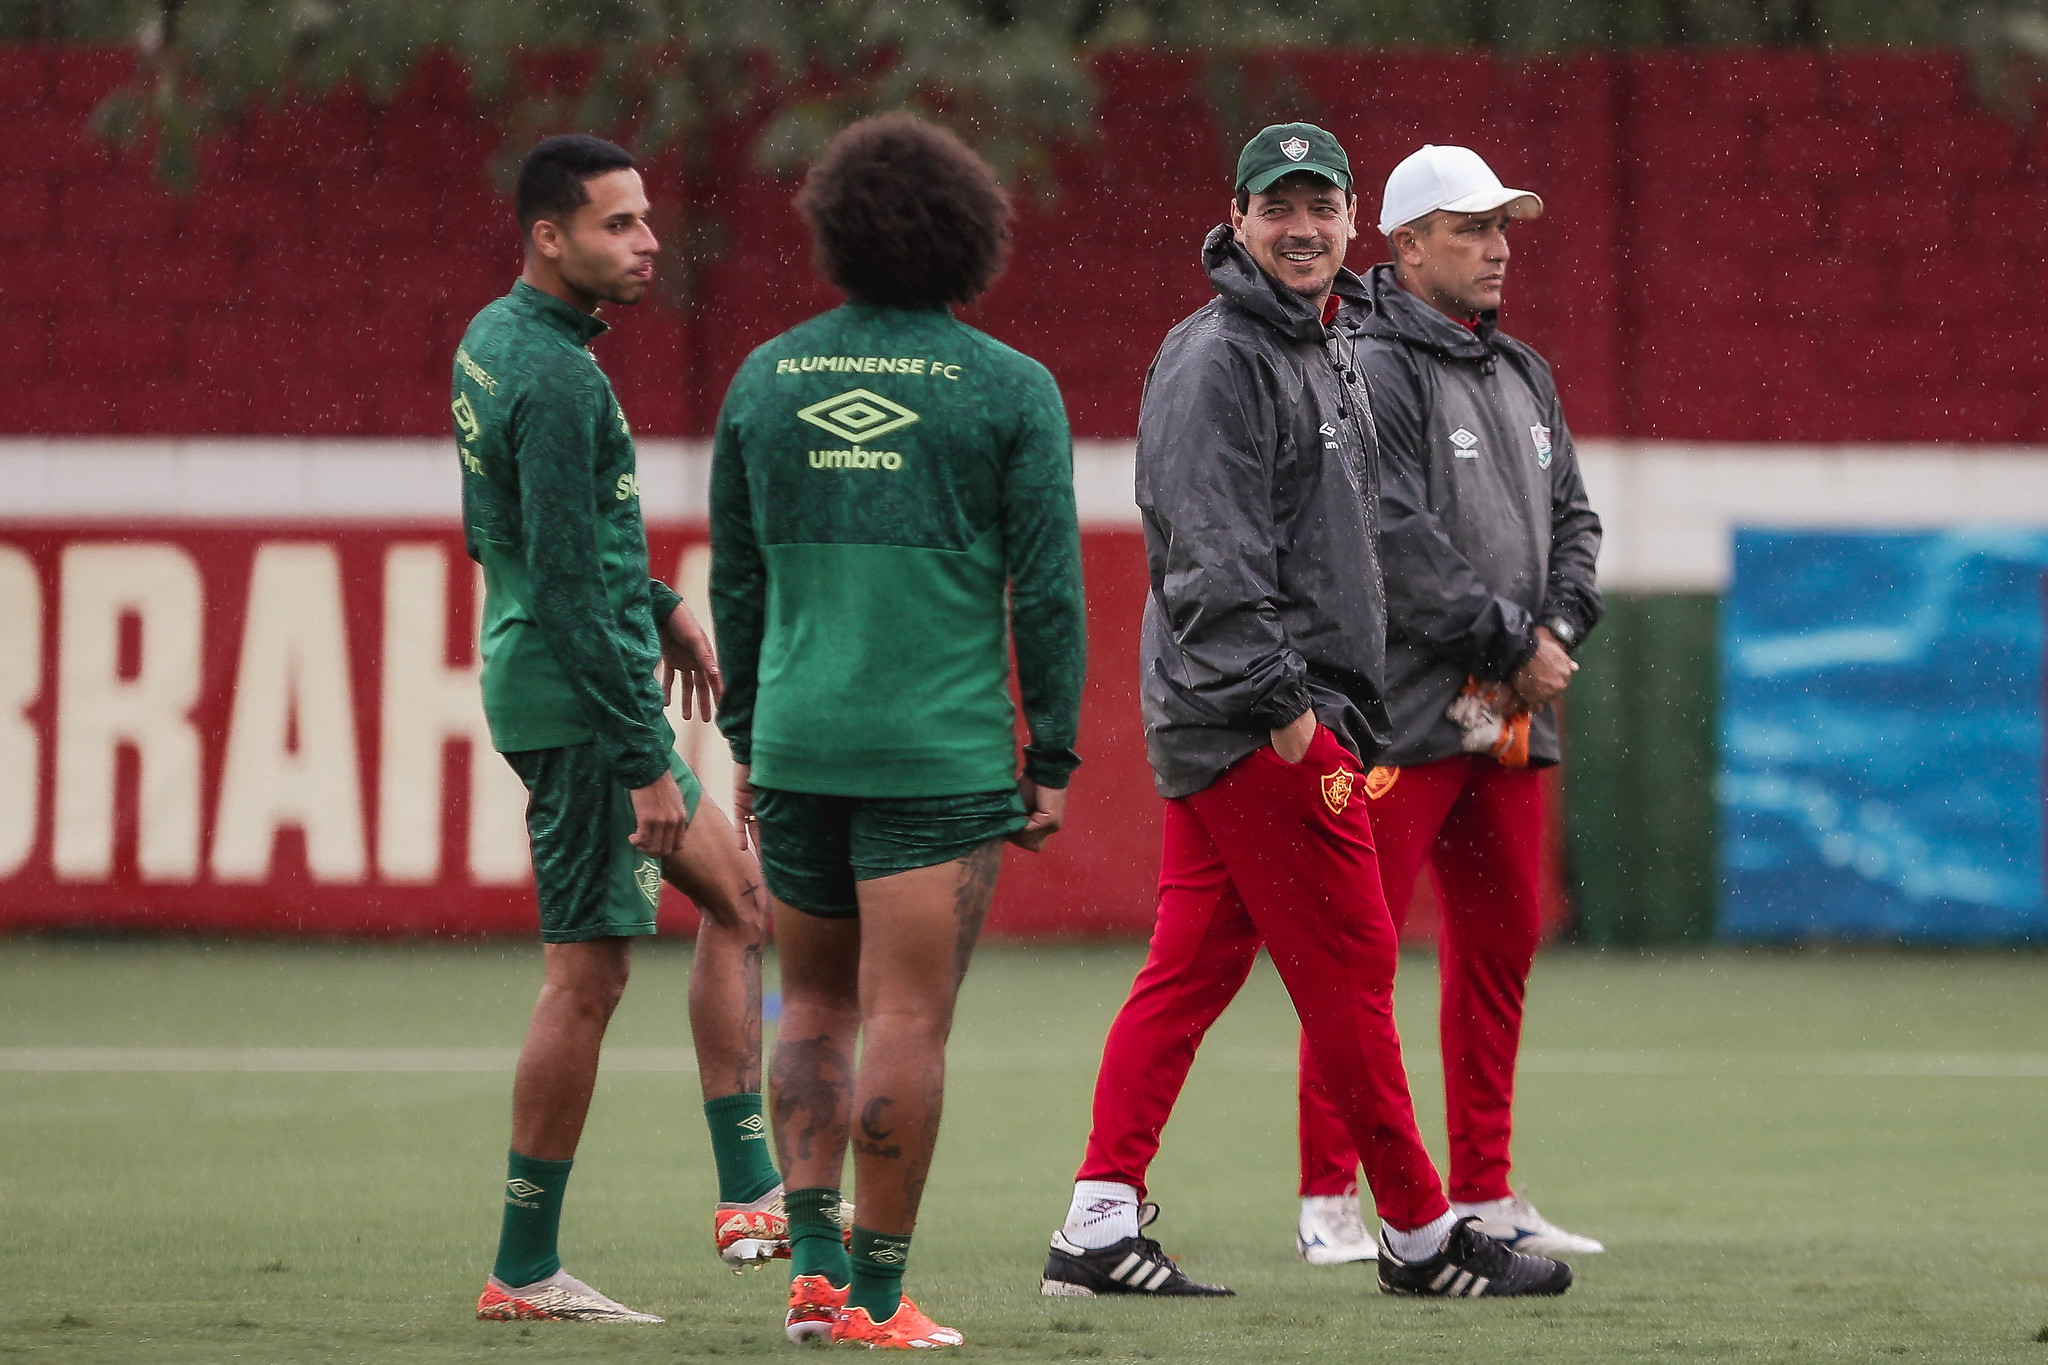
left=1382, top=1209, right=1459, bottom=1262
left=1450, top=1196, right=1512, bottom=1218
left=1062, top=1181, right=1141, bottom=1249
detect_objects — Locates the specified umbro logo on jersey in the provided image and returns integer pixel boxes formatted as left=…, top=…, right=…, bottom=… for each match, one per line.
left=1450, top=427, right=1480, bottom=458
left=798, top=388, right=920, bottom=445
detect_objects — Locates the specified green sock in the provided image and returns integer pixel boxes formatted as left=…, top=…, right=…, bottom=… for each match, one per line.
left=847, top=1226, right=911, bottom=1323
left=787, top=1186, right=851, bottom=1288
left=703, top=1093, right=781, bottom=1204
left=491, top=1151, right=573, bottom=1288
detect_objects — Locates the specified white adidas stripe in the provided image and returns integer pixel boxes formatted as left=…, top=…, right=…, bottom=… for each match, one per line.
left=1448, top=1270, right=1474, bottom=1295
left=1142, top=1264, right=1173, bottom=1291
left=1110, top=1253, right=1142, bottom=1283
left=1429, top=1265, right=1460, bottom=1291
left=1466, top=1275, right=1490, bottom=1296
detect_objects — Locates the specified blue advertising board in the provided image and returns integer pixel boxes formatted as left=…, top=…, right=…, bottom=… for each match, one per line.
left=1720, top=528, right=2048, bottom=942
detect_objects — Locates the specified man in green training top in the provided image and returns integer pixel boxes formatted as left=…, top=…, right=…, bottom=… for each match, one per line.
left=454, top=134, right=785, bottom=1324
left=711, top=113, right=1086, bottom=1349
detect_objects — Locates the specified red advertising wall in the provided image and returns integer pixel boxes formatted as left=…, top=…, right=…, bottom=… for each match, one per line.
left=3, top=46, right=2040, bottom=443
left=5, top=45, right=2002, bottom=937
left=0, top=522, right=1164, bottom=938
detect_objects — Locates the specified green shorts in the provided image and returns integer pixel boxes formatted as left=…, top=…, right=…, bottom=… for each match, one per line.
left=751, top=787, right=1025, bottom=919
left=504, top=744, right=703, bottom=943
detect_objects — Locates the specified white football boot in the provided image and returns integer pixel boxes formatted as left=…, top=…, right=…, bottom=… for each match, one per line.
left=476, top=1268, right=664, bottom=1322
left=1296, top=1193, right=1379, bottom=1264
left=1451, top=1195, right=1605, bottom=1256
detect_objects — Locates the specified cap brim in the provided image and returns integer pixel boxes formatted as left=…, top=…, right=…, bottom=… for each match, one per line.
left=1437, top=188, right=1543, bottom=220
left=1242, top=162, right=1351, bottom=195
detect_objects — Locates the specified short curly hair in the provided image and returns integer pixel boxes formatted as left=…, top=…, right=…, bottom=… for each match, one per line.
left=796, top=113, right=1011, bottom=308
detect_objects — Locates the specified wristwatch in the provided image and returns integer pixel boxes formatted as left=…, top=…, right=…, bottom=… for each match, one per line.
left=1540, top=616, right=1579, bottom=652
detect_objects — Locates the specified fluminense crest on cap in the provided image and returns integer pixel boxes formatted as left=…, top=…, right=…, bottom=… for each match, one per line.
left=1236, top=123, right=1352, bottom=194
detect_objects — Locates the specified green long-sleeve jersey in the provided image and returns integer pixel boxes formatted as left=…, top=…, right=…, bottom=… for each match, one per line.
left=710, top=302, right=1085, bottom=797
left=453, top=282, right=683, bottom=790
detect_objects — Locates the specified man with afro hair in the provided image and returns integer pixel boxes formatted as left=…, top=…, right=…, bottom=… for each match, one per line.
left=709, top=113, right=1086, bottom=1349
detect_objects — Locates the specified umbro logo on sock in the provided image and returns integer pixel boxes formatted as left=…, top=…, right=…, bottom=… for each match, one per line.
left=505, top=1178, right=545, bottom=1208
left=738, top=1114, right=766, bottom=1137
left=1077, top=1199, right=1127, bottom=1225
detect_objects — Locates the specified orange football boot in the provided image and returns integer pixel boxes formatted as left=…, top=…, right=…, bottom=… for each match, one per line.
left=784, top=1273, right=849, bottom=1343
left=830, top=1293, right=964, bottom=1349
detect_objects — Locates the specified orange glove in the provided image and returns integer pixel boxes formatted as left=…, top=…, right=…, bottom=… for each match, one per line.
left=1445, top=677, right=1531, bottom=769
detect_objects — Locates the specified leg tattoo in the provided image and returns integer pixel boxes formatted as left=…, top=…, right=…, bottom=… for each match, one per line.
left=950, top=842, right=1001, bottom=986
left=771, top=1032, right=854, bottom=1169
left=854, top=1095, right=903, bottom=1160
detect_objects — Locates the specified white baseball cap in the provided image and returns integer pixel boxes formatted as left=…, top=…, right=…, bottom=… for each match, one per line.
left=1377, top=144, right=1542, bottom=236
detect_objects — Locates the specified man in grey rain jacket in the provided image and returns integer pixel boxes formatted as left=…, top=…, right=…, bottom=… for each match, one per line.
left=1041, top=124, right=1574, bottom=1304
left=1294, top=144, right=1605, bottom=1263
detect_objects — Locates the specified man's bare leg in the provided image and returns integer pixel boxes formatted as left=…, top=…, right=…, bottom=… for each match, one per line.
left=848, top=842, right=999, bottom=1233
left=510, top=938, right=633, bottom=1159
left=662, top=800, right=770, bottom=1101
left=484, top=938, right=654, bottom=1316
left=832, top=841, right=1001, bottom=1328
left=662, top=799, right=784, bottom=1263
left=770, top=899, right=863, bottom=1300
left=771, top=903, right=863, bottom=1189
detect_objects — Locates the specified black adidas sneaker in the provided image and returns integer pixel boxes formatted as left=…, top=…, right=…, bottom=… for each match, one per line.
left=1377, top=1216, right=1573, bottom=1298
left=1040, top=1204, right=1234, bottom=1297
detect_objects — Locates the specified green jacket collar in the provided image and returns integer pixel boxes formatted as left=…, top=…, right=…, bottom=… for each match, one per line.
left=511, top=280, right=610, bottom=346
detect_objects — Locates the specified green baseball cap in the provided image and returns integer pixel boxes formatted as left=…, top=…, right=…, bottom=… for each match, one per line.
left=1236, top=122, right=1352, bottom=195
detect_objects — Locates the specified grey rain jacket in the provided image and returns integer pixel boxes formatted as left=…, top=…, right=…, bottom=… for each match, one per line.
left=1357, top=262, right=1603, bottom=768
left=1137, top=226, right=1389, bottom=798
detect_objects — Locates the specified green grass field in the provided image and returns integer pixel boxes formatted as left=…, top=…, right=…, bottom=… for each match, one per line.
left=2, top=939, right=2045, bottom=1363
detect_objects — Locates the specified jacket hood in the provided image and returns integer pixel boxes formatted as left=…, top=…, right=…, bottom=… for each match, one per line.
left=1202, top=224, right=1369, bottom=342
left=1360, top=261, right=1495, bottom=361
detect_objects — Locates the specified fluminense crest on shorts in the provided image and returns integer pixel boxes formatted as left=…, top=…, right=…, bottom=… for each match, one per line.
left=798, top=388, right=921, bottom=445
left=1281, top=137, right=1310, bottom=161
left=1321, top=768, right=1354, bottom=816
left=637, top=858, right=661, bottom=908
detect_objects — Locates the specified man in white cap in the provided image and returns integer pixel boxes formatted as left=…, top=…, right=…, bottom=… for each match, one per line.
left=1290, top=144, right=1606, bottom=1266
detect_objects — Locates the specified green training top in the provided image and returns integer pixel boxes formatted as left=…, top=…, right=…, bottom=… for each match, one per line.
left=452, top=281, right=684, bottom=790
left=710, top=302, right=1085, bottom=798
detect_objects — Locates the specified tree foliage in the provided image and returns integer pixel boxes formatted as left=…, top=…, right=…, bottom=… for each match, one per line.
left=7, top=0, right=2045, bottom=189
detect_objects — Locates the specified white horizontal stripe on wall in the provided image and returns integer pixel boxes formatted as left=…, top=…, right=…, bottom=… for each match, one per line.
left=12, top=439, right=2048, bottom=592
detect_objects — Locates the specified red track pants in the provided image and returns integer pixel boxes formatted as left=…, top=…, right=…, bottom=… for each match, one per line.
left=1297, top=755, right=1544, bottom=1204
left=1075, top=725, right=1451, bottom=1232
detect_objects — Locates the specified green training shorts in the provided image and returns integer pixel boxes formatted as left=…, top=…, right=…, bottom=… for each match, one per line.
left=504, top=743, right=704, bottom=943
left=751, top=786, right=1026, bottom=919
